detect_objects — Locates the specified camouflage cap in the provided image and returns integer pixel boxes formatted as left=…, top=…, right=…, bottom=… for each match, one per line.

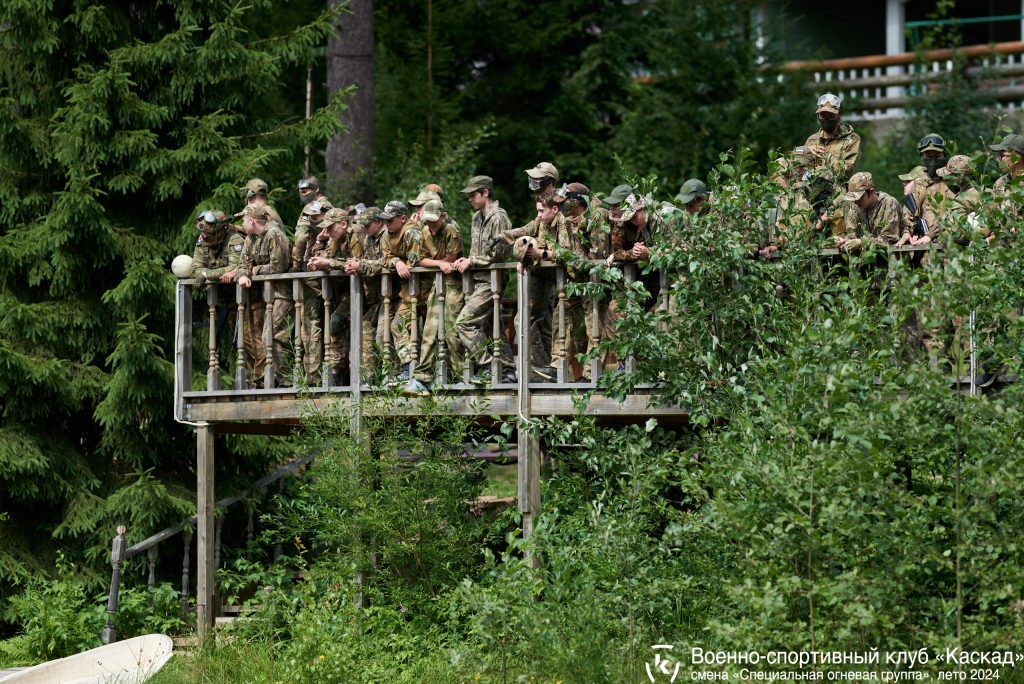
left=461, top=175, right=494, bottom=194
left=898, top=166, right=929, bottom=183
left=301, top=199, right=332, bottom=216
left=676, top=178, right=710, bottom=205
left=322, top=207, right=350, bottom=225
left=843, top=172, right=874, bottom=202
left=420, top=199, right=444, bottom=223
left=242, top=205, right=271, bottom=221
left=242, top=178, right=269, bottom=198
left=604, top=184, right=634, bottom=205
left=989, top=133, right=1024, bottom=154
left=297, top=176, right=322, bottom=191
left=938, top=154, right=974, bottom=178
left=524, top=162, right=560, bottom=182
left=816, top=92, right=842, bottom=115
left=512, top=235, right=539, bottom=261
left=377, top=200, right=409, bottom=221
left=408, top=189, right=441, bottom=207
left=618, top=194, right=647, bottom=222
left=355, top=206, right=382, bottom=226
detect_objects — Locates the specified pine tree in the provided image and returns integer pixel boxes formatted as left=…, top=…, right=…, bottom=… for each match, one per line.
left=0, top=0, right=347, bottom=611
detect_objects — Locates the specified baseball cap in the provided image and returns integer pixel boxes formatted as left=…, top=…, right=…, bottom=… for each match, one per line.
left=241, top=205, right=270, bottom=220
left=843, top=172, right=874, bottom=202
left=322, top=207, right=350, bottom=224
left=816, top=93, right=842, bottom=114
left=297, top=176, right=322, bottom=191
left=377, top=200, right=409, bottom=221
left=524, top=162, right=560, bottom=182
left=989, top=133, right=1024, bottom=154
left=409, top=189, right=440, bottom=207
left=242, top=178, right=269, bottom=198
left=554, top=182, right=590, bottom=204
left=420, top=199, right=444, bottom=223
left=938, top=155, right=974, bottom=178
left=301, top=199, right=331, bottom=216
left=676, top=179, right=709, bottom=205
left=898, top=166, right=929, bottom=183
left=604, top=184, right=634, bottom=205
left=461, top=175, right=494, bottom=194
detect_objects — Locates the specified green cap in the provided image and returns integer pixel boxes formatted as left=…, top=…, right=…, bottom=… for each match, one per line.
left=355, top=206, right=382, bottom=226
left=242, top=178, right=269, bottom=198
left=322, top=207, right=350, bottom=225
left=898, top=166, right=928, bottom=183
left=676, top=179, right=709, bottom=204
left=604, top=184, right=634, bottom=205
left=989, top=133, right=1024, bottom=154
left=461, top=175, right=494, bottom=193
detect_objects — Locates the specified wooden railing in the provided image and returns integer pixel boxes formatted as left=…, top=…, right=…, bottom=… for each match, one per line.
left=174, top=260, right=662, bottom=402
left=776, top=41, right=1024, bottom=119
left=100, top=455, right=311, bottom=643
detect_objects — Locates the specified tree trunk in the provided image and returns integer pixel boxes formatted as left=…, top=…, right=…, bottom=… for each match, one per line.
left=327, top=0, right=374, bottom=202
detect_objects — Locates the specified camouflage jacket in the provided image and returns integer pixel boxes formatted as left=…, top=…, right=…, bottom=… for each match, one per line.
left=418, top=220, right=464, bottom=263
left=610, top=208, right=666, bottom=262
left=503, top=212, right=579, bottom=261
left=238, top=221, right=291, bottom=296
left=468, top=200, right=512, bottom=270
left=842, top=192, right=903, bottom=245
left=907, top=176, right=953, bottom=238
left=291, top=194, right=331, bottom=271
left=804, top=123, right=861, bottom=183
left=191, top=230, right=245, bottom=282
left=309, top=226, right=364, bottom=270
left=570, top=205, right=610, bottom=260
left=355, top=230, right=387, bottom=277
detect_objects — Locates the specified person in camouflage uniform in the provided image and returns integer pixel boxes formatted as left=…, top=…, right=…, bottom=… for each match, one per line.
left=837, top=172, right=903, bottom=252
left=453, top=175, right=515, bottom=383
left=803, top=93, right=861, bottom=187
left=191, top=209, right=245, bottom=349
left=239, top=178, right=283, bottom=226
left=939, top=155, right=983, bottom=229
left=604, top=184, right=666, bottom=311
left=411, top=199, right=465, bottom=392
left=235, top=205, right=292, bottom=388
left=296, top=176, right=327, bottom=210
left=376, top=201, right=422, bottom=383
left=557, top=182, right=613, bottom=381
left=902, top=134, right=953, bottom=245
left=408, top=188, right=441, bottom=222
left=292, top=199, right=332, bottom=384
left=989, top=133, right=1024, bottom=236
left=524, top=162, right=559, bottom=197
left=345, top=207, right=388, bottom=381
left=502, top=193, right=581, bottom=381
left=308, top=206, right=363, bottom=385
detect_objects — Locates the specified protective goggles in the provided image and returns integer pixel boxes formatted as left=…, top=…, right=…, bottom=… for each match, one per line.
left=197, top=210, right=220, bottom=225
left=816, top=93, right=842, bottom=110
left=554, top=183, right=587, bottom=204
left=917, top=134, right=946, bottom=152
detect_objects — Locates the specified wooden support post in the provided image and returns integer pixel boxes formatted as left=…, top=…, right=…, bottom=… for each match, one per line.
left=462, top=272, right=473, bottom=385
left=516, top=270, right=541, bottom=551
left=206, top=286, right=220, bottom=391
left=235, top=285, right=246, bottom=389
left=350, top=274, right=363, bottom=434
left=490, top=268, right=502, bottom=382
left=436, top=271, right=448, bottom=386
left=174, top=281, right=193, bottom=419
left=659, top=270, right=670, bottom=332
left=589, top=271, right=601, bottom=385
left=321, top=275, right=333, bottom=387
left=292, top=277, right=304, bottom=386
left=101, top=526, right=127, bottom=645
left=555, top=265, right=568, bottom=383
left=262, top=282, right=275, bottom=389
left=196, top=423, right=215, bottom=639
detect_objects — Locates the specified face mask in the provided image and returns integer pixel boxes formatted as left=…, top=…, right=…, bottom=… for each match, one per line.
left=923, top=157, right=947, bottom=178
left=528, top=177, right=544, bottom=192
left=819, top=117, right=839, bottom=134
left=300, top=192, right=317, bottom=206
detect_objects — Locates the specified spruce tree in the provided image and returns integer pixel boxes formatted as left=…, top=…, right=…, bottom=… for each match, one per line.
left=0, top=0, right=347, bottom=610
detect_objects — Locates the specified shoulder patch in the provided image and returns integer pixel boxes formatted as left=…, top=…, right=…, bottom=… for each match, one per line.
left=233, top=244, right=243, bottom=252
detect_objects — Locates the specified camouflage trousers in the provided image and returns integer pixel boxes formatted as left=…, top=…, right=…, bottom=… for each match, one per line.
left=514, top=268, right=554, bottom=369
left=325, top=288, right=351, bottom=378
left=300, top=280, right=323, bottom=383
left=548, top=293, right=585, bottom=379
left=455, top=275, right=513, bottom=371
left=242, top=292, right=293, bottom=387
left=390, top=296, right=419, bottom=369
left=414, top=278, right=465, bottom=384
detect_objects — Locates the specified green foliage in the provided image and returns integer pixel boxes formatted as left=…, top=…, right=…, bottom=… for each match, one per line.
left=0, top=0, right=344, bottom=614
